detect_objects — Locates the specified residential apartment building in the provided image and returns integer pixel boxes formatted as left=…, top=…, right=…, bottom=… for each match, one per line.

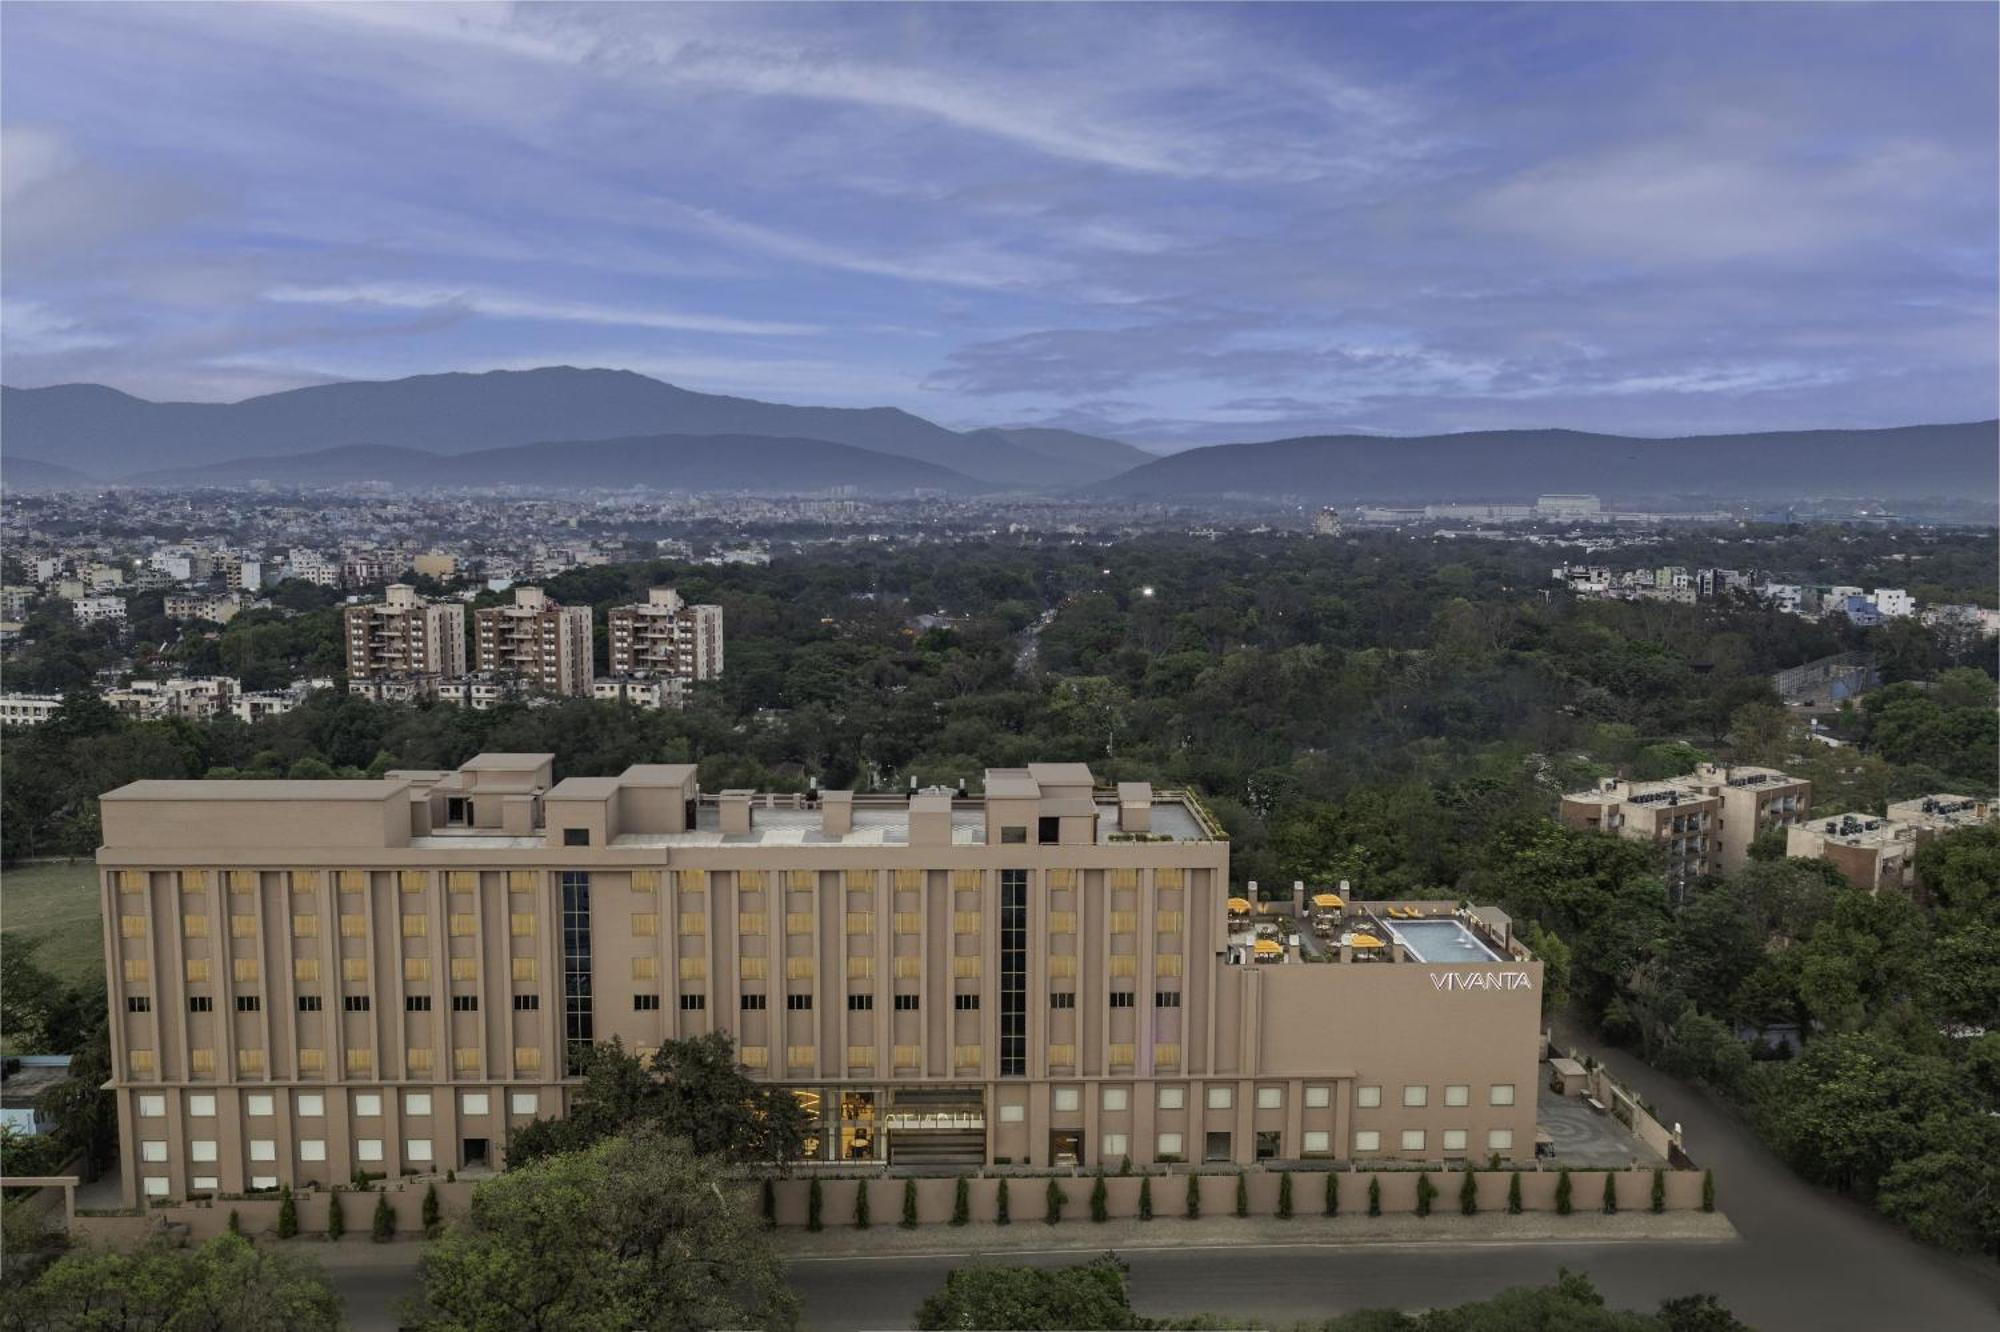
left=592, top=674, right=686, bottom=711
left=343, top=585, right=467, bottom=697
left=95, top=757, right=1541, bottom=1204
left=473, top=587, right=593, bottom=697
left=1, top=693, right=65, bottom=727
left=607, top=588, right=724, bottom=683
left=73, top=595, right=128, bottom=627
left=1788, top=795, right=1995, bottom=896
left=1560, top=763, right=1810, bottom=879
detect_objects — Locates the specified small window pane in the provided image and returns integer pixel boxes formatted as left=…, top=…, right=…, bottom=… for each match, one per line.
left=1356, top=1085, right=1381, bottom=1108
left=1304, top=1085, right=1331, bottom=1109
left=1206, top=1086, right=1232, bottom=1109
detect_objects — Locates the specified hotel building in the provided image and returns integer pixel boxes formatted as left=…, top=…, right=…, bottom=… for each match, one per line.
left=96, top=757, right=1541, bottom=1204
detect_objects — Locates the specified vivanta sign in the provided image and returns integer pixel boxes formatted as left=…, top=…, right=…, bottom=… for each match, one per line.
left=1431, top=970, right=1534, bottom=992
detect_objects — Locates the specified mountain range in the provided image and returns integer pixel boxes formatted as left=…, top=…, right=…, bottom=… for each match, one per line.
left=2, top=367, right=1993, bottom=504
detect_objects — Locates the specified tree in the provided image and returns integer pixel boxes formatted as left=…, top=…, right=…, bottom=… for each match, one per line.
left=1460, top=1169, right=1479, bottom=1216
left=1234, top=1173, right=1249, bottom=1217
left=1185, top=1172, right=1200, bottom=1219
left=278, top=1186, right=299, bottom=1239
left=1277, top=1171, right=1293, bottom=1219
left=1415, top=1173, right=1436, bottom=1217
left=372, top=1191, right=395, bottom=1242
left=228, top=1209, right=243, bottom=1237
left=327, top=1192, right=345, bottom=1240
left=8, top=1234, right=341, bottom=1331
left=1324, top=1170, right=1338, bottom=1217
left=1556, top=1169, right=1573, bottom=1215
left=952, top=1177, right=970, bottom=1226
left=1603, top=1172, right=1619, bottom=1214
left=407, top=1133, right=798, bottom=1332
left=902, top=1178, right=919, bottom=1229
left=914, top=1255, right=1141, bottom=1331
left=1652, top=1168, right=1666, bottom=1214
left=1138, top=1176, right=1153, bottom=1221
left=996, top=1178, right=1010, bottom=1226
left=1045, top=1178, right=1065, bottom=1225
left=855, top=1180, right=871, bottom=1230
left=1367, top=1176, right=1381, bottom=1217
left=1091, top=1172, right=1109, bottom=1223
left=1508, top=1171, right=1523, bottom=1215
left=1702, top=1169, right=1715, bottom=1213
left=424, top=1183, right=442, bottom=1238
left=807, top=1178, right=823, bottom=1232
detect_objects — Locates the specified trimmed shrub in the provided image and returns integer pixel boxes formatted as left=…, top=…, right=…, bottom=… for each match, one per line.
left=1324, top=1171, right=1338, bottom=1217
left=1138, top=1176, right=1153, bottom=1221
left=1045, top=1178, right=1065, bottom=1225
left=227, top=1209, right=242, bottom=1237
left=326, top=1192, right=345, bottom=1240
left=1120, top=1155, right=1132, bottom=1176
left=952, top=1177, right=970, bottom=1227
left=1651, top=1168, right=1666, bottom=1214
left=1459, top=1169, right=1478, bottom=1216
left=1367, top=1176, right=1381, bottom=1217
left=807, top=1178, right=823, bottom=1232
left=761, top=1178, right=776, bottom=1229
left=1090, top=1173, right=1109, bottom=1223
left=854, top=1180, right=871, bottom=1229
left=1185, top=1172, right=1201, bottom=1219
left=902, top=1178, right=919, bottom=1229
left=1234, top=1173, right=1249, bottom=1218
left=1702, top=1168, right=1715, bottom=1213
left=1602, top=1172, right=1618, bottom=1215
left=1415, top=1173, right=1436, bottom=1218
left=1277, top=1171, right=1293, bottom=1219
left=996, top=1178, right=1011, bottom=1226
left=1507, top=1171, right=1523, bottom=1215
left=422, top=1183, right=441, bottom=1239
left=1555, top=1169, right=1573, bottom=1216
left=277, top=1186, right=298, bottom=1239
left=371, top=1191, right=395, bottom=1242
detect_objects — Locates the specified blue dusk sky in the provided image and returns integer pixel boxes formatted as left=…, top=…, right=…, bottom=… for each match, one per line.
left=2, top=1, right=1994, bottom=448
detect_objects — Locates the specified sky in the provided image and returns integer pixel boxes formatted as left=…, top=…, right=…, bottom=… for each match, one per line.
left=3, top=2, right=1995, bottom=450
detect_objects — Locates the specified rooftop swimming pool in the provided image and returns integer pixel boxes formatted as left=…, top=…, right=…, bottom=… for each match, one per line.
left=1386, top=918, right=1502, bottom=964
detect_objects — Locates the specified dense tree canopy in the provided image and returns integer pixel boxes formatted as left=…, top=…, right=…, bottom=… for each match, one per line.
left=4, top=1234, right=341, bottom=1332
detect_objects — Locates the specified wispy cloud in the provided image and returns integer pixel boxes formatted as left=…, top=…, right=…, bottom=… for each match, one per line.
left=262, top=282, right=820, bottom=337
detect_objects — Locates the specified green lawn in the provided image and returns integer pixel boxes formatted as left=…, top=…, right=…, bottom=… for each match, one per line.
left=2, top=861, right=105, bottom=991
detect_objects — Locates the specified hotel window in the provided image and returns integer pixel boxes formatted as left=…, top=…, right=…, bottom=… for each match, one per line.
left=1053, top=1087, right=1081, bottom=1112
left=129, top=1050, right=156, bottom=1074
left=561, top=872, right=593, bottom=1062
left=1256, top=1087, right=1282, bottom=1110
left=1206, top=1087, right=1233, bottom=1110
left=740, top=994, right=767, bottom=1011
left=1049, top=992, right=1076, bottom=1009
left=454, top=1048, right=480, bottom=1073
left=462, top=1092, right=490, bottom=1116
left=998, top=1103, right=1025, bottom=1123
left=952, top=993, right=979, bottom=1011
left=1400, top=1130, right=1426, bottom=1151
left=293, top=915, right=319, bottom=938
left=247, top=1094, right=274, bottom=1117
left=182, top=913, right=208, bottom=937
left=894, top=994, right=919, bottom=1011
left=1158, top=1086, right=1185, bottom=1110
left=846, top=994, right=872, bottom=1011
left=123, top=959, right=150, bottom=983
left=1154, top=990, right=1181, bottom=1007
left=1109, top=991, right=1135, bottom=1008
left=1489, top=1083, right=1516, bottom=1106
left=452, top=995, right=479, bottom=1012
left=407, top=1138, right=434, bottom=1162
left=297, top=1049, right=324, bottom=1072
left=188, top=996, right=213, bottom=1013
left=514, top=994, right=539, bottom=1011
left=680, top=994, right=705, bottom=1011
left=140, top=1141, right=168, bottom=1163
left=408, top=1047, right=436, bottom=1074
left=1403, top=1085, right=1428, bottom=1107
left=1444, top=1084, right=1470, bottom=1107
left=786, top=994, right=813, bottom=1011
left=340, top=914, right=366, bottom=939
left=512, top=957, right=537, bottom=982
left=343, top=959, right=369, bottom=982
left=127, top=996, right=151, bottom=1013
left=142, top=1177, right=170, bottom=1198
left=299, top=1139, right=327, bottom=1162
left=405, top=994, right=430, bottom=1012
left=356, top=1139, right=384, bottom=1162
left=192, top=1177, right=219, bottom=1193
left=232, top=959, right=259, bottom=983
left=297, top=995, right=322, bottom=1012
left=998, top=868, right=1027, bottom=1077
left=634, top=994, right=661, bottom=1011
left=1102, top=1087, right=1130, bottom=1111
left=451, top=958, right=477, bottom=982
left=355, top=1094, right=382, bottom=1116
left=120, top=914, right=147, bottom=938
left=450, top=914, right=477, bottom=937
left=234, top=995, right=261, bottom=1012
left=1488, top=1128, right=1515, bottom=1150
left=343, top=995, right=371, bottom=1012
left=563, top=828, right=590, bottom=847
left=185, top=960, right=211, bottom=983
left=401, top=914, right=427, bottom=937
left=1442, top=1129, right=1468, bottom=1152
left=1156, top=1132, right=1184, bottom=1158
left=1000, top=825, right=1027, bottom=844
left=512, top=1093, right=539, bottom=1116
left=297, top=1093, right=325, bottom=1117
left=515, top=1047, right=543, bottom=1073
left=1354, top=1130, right=1381, bottom=1153
left=1303, top=1130, right=1331, bottom=1155
left=231, top=914, right=257, bottom=938
left=1356, top=1085, right=1382, bottom=1108
left=294, top=959, right=319, bottom=982
left=1103, top=1132, right=1129, bottom=1157
left=250, top=1139, right=277, bottom=1162
left=139, top=1095, right=166, bottom=1118
left=1305, top=1085, right=1331, bottom=1109
left=405, top=1092, right=432, bottom=1115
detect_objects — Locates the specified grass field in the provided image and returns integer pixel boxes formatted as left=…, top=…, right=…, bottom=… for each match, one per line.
left=2, top=860, right=104, bottom=991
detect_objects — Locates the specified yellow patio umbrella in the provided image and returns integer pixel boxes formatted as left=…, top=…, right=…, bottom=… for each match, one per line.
left=1252, top=938, right=1282, bottom=955
left=1226, top=897, right=1253, bottom=913
left=1348, top=933, right=1386, bottom=949
left=1311, top=893, right=1343, bottom=909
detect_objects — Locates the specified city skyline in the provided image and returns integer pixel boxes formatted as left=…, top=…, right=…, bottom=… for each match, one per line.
left=4, top=2, right=1995, bottom=448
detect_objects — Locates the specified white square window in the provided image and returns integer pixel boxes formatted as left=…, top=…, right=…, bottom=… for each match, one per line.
left=1444, top=1084, right=1470, bottom=1107
left=190, top=1140, right=218, bottom=1163
left=1355, top=1085, right=1381, bottom=1108
left=405, top=1093, right=432, bottom=1116
left=1102, top=1132, right=1129, bottom=1157
left=144, top=1176, right=170, bottom=1197
left=246, top=1094, right=274, bottom=1117
left=140, top=1140, right=168, bottom=1163
left=1206, top=1086, right=1233, bottom=1110
left=1101, top=1087, right=1129, bottom=1112
left=192, top=1176, right=219, bottom=1191
left=188, top=1094, right=217, bottom=1117
left=1402, top=1085, right=1427, bottom=1108
left=297, top=1093, right=325, bottom=1117
left=1400, top=1129, right=1426, bottom=1151
left=1442, top=1129, right=1468, bottom=1152
left=354, top=1093, right=383, bottom=1117
left=461, top=1092, right=491, bottom=1116
left=299, top=1139, right=327, bottom=1162
left=998, top=1103, right=1025, bottom=1123
left=1052, top=1087, right=1081, bottom=1112
left=1304, top=1085, right=1331, bottom=1109
left=1489, top=1083, right=1516, bottom=1106
left=357, top=1138, right=384, bottom=1162
left=251, top=1175, right=279, bottom=1191
left=406, top=1138, right=434, bottom=1162
left=249, top=1139, right=276, bottom=1162
left=1156, top=1132, right=1184, bottom=1157
left=1157, top=1086, right=1185, bottom=1110
left=139, top=1095, right=166, bottom=1118
left=1256, top=1087, right=1282, bottom=1110
left=1303, top=1130, right=1331, bottom=1154
left=1353, top=1130, right=1381, bottom=1153
left=510, top=1093, right=539, bottom=1116
left=1488, top=1128, right=1515, bottom=1151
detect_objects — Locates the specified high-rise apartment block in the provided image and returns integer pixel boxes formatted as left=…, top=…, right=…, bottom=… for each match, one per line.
left=608, top=588, right=723, bottom=681
left=96, top=757, right=1541, bottom=1204
left=1560, top=762, right=1811, bottom=879
left=473, top=587, right=593, bottom=697
left=343, top=585, right=466, bottom=698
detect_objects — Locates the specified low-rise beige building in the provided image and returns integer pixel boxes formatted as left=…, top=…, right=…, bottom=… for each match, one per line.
left=96, top=757, right=1541, bottom=1205
left=1787, top=795, right=1994, bottom=895
left=1560, top=762, right=1811, bottom=882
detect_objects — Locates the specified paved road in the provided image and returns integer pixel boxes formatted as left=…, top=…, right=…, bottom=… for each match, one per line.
left=789, top=1043, right=2000, bottom=1331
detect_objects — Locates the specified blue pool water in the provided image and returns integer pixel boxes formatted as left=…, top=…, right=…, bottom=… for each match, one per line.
left=1387, top=918, right=1501, bottom=963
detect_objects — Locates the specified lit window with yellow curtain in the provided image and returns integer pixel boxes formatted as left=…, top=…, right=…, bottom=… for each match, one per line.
left=185, top=959, right=211, bottom=982
left=345, top=1048, right=373, bottom=1073
left=294, top=958, right=320, bottom=982
left=289, top=870, right=319, bottom=893
left=237, top=1049, right=265, bottom=1075
left=951, top=869, right=981, bottom=891
left=1048, top=1043, right=1076, bottom=1068
left=631, top=913, right=658, bottom=937
left=1108, top=1042, right=1135, bottom=1068
left=893, top=956, right=921, bottom=979
left=401, top=914, right=428, bottom=937
left=1048, top=954, right=1078, bottom=978
left=1048, top=911, right=1077, bottom=933
left=953, top=1045, right=981, bottom=1069
left=845, top=912, right=874, bottom=935
left=630, top=956, right=656, bottom=980
left=393, top=871, right=422, bottom=893
left=1109, top=955, right=1137, bottom=978
left=407, top=1047, right=434, bottom=1072
left=785, top=957, right=814, bottom=980
left=893, top=912, right=921, bottom=934
left=292, top=914, right=319, bottom=937
left=340, top=914, right=366, bottom=938
left=450, top=958, right=477, bottom=982
left=512, top=957, right=537, bottom=982
left=1154, top=1042, right=1182, bottom=1068
left=785, top=911, right=813, bottom=935
left=953, top=911, right=982, bottom=933
left=404, top=958, right=431, bottom=982
left=1109, top=868, right=1139, bottom=891
left=786, top=870, right=815, bottom=891
left=1047, top=868, right=1078, bottom=890
left=843, top=869, right=873, bottom=890
left=129, top=1049, right=155, bottom=1074
left=116, top=869, right=145, bottom=892
left=631, top=870, right=660, bottom=893
left=338, top=870, right=366, bottom=892
left=190, top=1048, right=215, bottom=1074
left=228, top=870, right=257, bottom=893
left=679, top=912, right=707, bottom=934
left=739, top=1047, right=769, bottom=1069
left=230, top=914, right=257, bottom=938
left=123, top=958, right=150, bottom=982
left=676, top=958, right=704, bottom=980
left=510, top=913, right=536, bottom=936
left=1109, top=911, right=1138, bottom=933
left=453, top=1048, right=480, bottom=1073
left=738, top=912, right=767, bottom=935
left=892, top=868, right=921, bottom=891
left=739, top=956, right=769, bottom=980
left=298, top=1048, right=325, bottom=1073
left=182, top=913, right=209, bottom=937
left=847, top=956, right=875, bottom=979
left=120, top=914, right=147, bottom=938
left=737, top=870, right=768, bottom=892
left=893, top=1044, right=920, bottom=1069
left=508, top=870, right=537, bottom=893
left=952, top=955, right=982, bottom=978
left=232, top=958, right=259, bottom=982
left=847, top=1045, right=874, bottom=1069
left=180, top=869, right=209, bottom=893
left=343, top=958, right=369, bottom=982
left=515, top=1047, right=542, bottom=1073
left=1155, top=953, right=1184, bottom=977
left=1155, top=868, right=1186, bottom=890
left=786, top=1045, right=815, bottom=1068
left=447, top=871, right=476, bottom=893
left=1157, top=910, right=1185, bottom=932
left=449, top=913, right=476, bottom=937
left=673, top=868, right=707, bottom=892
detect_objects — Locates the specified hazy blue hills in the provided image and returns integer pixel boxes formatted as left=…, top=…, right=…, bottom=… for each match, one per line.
left=124, top=434, right=984, bottom=494
left=1089, top=422, right=2000, bottom=503
left=0, top=455, right=99, bottom=491
left=0, top=367, right=1147, bottom=488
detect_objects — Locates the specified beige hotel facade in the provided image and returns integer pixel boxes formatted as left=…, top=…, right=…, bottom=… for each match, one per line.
left=96, top=755, right=1542, bottom=1205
